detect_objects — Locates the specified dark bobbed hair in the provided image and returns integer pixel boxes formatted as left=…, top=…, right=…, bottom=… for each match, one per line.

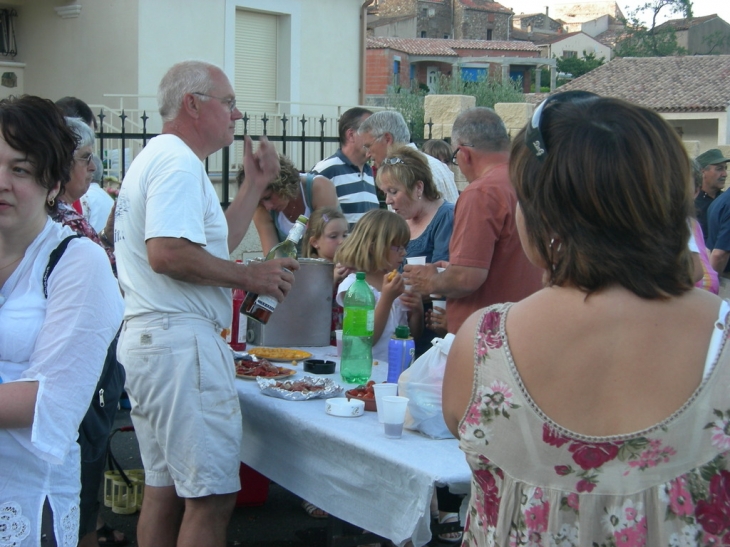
left=334, top=209, right=409, bottom=272
left=56, top=96, right=97, bottom=129
left=510, top=96, right=694, bottom=299
left=338, top=107, right=372, bottom=146
left=376, top=145, right=440, bottom=201
left=0, top=96, right=77, bottom=210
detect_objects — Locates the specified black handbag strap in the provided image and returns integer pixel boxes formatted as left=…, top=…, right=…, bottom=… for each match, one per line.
left=43, top=234, right=82, bottom=298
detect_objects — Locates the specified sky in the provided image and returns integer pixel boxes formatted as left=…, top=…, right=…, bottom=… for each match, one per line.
left=506, top=0, right=730, bottom=26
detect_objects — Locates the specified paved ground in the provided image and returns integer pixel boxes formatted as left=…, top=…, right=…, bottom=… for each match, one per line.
left=98, top=407, right=331, bottom=547
left=98, top=408, right=447, bottom=546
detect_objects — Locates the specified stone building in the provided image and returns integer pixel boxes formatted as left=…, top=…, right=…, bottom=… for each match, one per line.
left=365, top=36, right=551, bottom=100
left=368, top=0, right=514, bottom=41
left=512, top=11, right=564, bottom=35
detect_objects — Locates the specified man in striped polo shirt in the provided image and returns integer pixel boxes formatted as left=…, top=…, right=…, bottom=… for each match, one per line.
left=311, top=107, right=380, bottom=227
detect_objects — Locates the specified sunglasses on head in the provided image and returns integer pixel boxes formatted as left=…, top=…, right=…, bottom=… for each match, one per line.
left=525, top=91, right=599, bottom=161
left=382, top=156, right=405, bottom=166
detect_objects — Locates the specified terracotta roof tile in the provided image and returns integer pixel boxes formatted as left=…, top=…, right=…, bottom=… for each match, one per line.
left=557, top=55, right=730, bottom=112
left=531, top=31, right=583, bottom=44
left=366, top=36, right=539, bottom=55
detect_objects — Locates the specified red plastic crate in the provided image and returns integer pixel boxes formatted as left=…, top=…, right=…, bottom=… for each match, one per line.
left=236, top=463, right=270, bottom=507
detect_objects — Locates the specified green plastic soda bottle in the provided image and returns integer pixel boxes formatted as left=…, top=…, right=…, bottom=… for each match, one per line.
left=340, top=272, right=376, bottom=384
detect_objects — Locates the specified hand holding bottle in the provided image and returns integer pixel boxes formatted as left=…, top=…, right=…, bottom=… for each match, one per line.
left=242, top=258, right=298, bottom=302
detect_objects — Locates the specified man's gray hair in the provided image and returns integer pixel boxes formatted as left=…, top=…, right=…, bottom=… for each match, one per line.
left=451, top=107, right=510, bottom=153
left=65, top=116, right=95, bottom=150
left=158, top=60, right=218, bottom=123
left=358, top=110, right=411, bottom=144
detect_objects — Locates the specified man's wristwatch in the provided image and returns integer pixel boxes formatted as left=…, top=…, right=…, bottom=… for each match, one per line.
left=99, top=229, right=114, bottom=249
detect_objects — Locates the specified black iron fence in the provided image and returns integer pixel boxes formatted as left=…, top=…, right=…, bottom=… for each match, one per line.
left=95, top=109, right=441, bottom=207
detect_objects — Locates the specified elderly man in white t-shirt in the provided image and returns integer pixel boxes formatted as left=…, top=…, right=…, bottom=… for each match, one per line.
left=359, top=110, right=460, bottom=204
left=114, top=61, right=298, bottom=547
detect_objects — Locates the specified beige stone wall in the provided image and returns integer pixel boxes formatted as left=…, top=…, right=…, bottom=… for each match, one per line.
left=494, top=102, right=534, bottom=140
left=424, top=94, right=476, bottom=139
left=684, top=141, right=701, bottom=158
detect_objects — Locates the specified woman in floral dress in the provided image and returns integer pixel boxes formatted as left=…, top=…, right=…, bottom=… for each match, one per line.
left=443, top=93, right=730, bottom=546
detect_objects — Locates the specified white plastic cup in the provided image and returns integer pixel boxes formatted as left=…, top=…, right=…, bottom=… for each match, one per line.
left=432, top=299, right=446, bottom=312
left=373, top=383, right=398, bottom=423
left=335, top=329, right=343, bottom=357
left=406, top=256, right=427, bottom=265
left=381, top=395, right=409, bottom=438
left=436, top=267, right=445, bottom=273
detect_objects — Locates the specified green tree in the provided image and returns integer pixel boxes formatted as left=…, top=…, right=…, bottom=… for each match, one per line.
left=615, top=0, right=693, bottom=57
left=555, top=53, right=605, bottom=79
left=385, top=71, right=524, bottom=140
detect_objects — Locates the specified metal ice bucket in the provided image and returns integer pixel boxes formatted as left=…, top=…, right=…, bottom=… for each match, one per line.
left=246, top=258, right=334, bottom=347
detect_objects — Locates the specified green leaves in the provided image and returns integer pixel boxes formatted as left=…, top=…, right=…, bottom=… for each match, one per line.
left=614, top=0, right=693, bottom=57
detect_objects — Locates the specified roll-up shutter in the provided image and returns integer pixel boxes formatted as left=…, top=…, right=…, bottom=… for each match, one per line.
left=235, top=9, right=277, bottom=114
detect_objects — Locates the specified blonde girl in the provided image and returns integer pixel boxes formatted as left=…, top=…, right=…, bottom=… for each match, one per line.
left=334, top=209, right=423, bottom=361
left=303, top=207, right=349, bottom=277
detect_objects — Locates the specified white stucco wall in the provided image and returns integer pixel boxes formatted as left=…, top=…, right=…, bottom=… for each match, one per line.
left=14, top=0, right=365, bottom=124
left=551, top=33, right=611, bottom=61
left=664, top=112, right=729, bottom=149
left=223, top=0, right=365, bottom=119
left=15, top=0, right=138, bottom=107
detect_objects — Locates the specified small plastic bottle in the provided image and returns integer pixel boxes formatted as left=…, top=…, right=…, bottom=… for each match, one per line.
left=387, top=325, right=415, bottom=383
left=340, top=272, right=375, bottom=384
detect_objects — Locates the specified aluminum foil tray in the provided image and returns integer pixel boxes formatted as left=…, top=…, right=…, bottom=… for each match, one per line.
left=257, top=375, right=343, bottom=400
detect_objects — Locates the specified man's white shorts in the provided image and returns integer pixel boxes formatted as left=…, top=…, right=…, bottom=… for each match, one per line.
left=118, top=313, right=242, bottom=498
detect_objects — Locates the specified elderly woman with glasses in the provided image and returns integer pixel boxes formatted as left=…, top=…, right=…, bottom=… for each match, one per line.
left=246, top=154, right=340, bottom=255
left=443, top=92, right=730, bottom=544
left=51, top=117, right=116, bottom=268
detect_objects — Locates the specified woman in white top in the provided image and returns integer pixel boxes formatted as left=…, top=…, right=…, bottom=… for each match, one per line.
left=0, top=96, right=123, bottom=546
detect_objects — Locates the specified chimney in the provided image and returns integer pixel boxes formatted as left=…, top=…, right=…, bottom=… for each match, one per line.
left=544, top=6, right=550, bottom=30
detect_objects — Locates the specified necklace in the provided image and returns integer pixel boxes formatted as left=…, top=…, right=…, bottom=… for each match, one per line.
left=0, top=255, right=23, bottom=272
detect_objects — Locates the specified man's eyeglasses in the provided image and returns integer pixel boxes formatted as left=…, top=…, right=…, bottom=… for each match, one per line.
left=75, top=152, right=93, bottom=166
left=362, top=134, right=382, bottom=152
left=525, top=91, right=598, bottom=161
left=192, top=92, right=237, bottom=113
left=381, top=156, right=405, bottom=166
left=451, top=144, right=473, bottom=166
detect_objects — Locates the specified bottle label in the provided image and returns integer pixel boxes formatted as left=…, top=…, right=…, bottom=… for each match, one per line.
left=287, top=222, right=306, bottom=243
left=254, top=294, right=277, bottom=313
left=366, top=309, right=375, bottom=332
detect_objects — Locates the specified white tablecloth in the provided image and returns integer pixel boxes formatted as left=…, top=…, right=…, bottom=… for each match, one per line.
left=236, top=345, right=471, bottom=546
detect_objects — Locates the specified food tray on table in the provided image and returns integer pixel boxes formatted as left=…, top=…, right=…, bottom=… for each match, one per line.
left=257, top=375, right=343, bottom=400
left=247, top=347, right=313, bottom=362
left=235, top=358, right=296, bottom=380
left=345, top=381, right=377, bottom=411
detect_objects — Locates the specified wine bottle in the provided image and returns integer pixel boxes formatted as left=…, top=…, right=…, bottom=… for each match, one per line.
left=241, top=215, right=308, bottom=324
